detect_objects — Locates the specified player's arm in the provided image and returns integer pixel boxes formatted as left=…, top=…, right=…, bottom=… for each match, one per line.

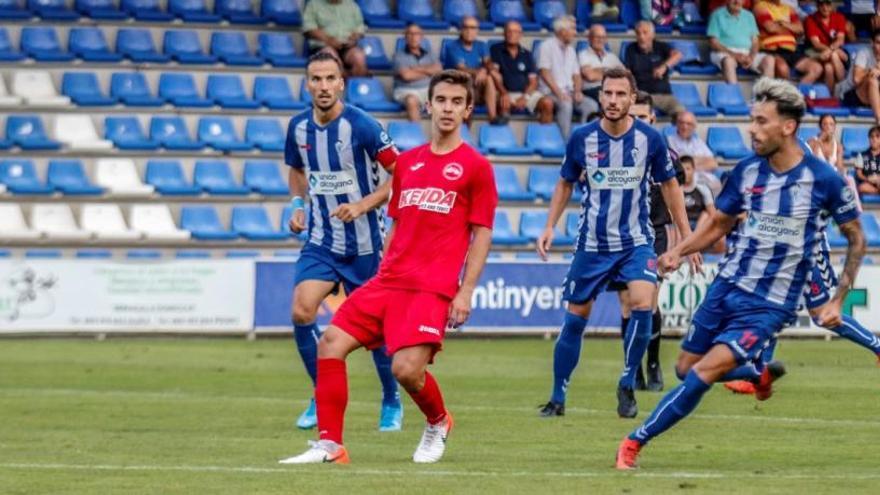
left=832, top=218, right=867, bottom=306
left=288, top=167, right=308, bottom=233
left=659, top=178, right=702, bottom=273
left=660, top=209, right=737, bottom=273
left=537, top=178, right=574, bottom=260
left=448, top=225, right=492, bottom=328
left=332, top=164, right=395, bottom=222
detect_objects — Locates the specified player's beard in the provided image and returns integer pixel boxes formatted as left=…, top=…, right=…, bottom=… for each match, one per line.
left=314, top=95, right=339, bottom=113
left=602, top=106, right=628, bottom=123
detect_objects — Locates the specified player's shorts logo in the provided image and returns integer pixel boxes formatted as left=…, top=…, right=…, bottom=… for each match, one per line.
left=811, top=282, right=820, bottom=296
left=647, top=258, right=657, bottom=271
left=442, top=162, right=463, bottom=181
left=418, top=325, right=441, bottom=336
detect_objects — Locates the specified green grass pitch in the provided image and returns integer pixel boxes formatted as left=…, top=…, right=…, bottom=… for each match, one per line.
left=1, top=337, right=878, bottom=494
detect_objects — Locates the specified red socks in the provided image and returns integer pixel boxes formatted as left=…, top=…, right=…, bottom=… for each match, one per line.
left=406, top=371, right=447, bottom=425
left=316, top=358, right=348, bottom=444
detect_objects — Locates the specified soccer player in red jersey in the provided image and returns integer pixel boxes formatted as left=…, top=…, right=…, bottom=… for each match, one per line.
left=279, top=69, right=498, bottom=465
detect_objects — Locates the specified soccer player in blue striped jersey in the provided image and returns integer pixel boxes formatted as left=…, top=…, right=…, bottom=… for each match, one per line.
left=284, top=52, right=402, bottom=432
left=537, top=67, right=696, bottom=419
left=616, top=78, right=867, bottom=470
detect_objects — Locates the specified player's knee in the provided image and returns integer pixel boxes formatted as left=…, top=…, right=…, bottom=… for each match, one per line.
left=316, top=328, right=348, bottom=359
left=391, top=360, right=424, bottom=391
left=291, top=301, right=318, bottom=325
left=674, top=364, right=689, bottom=381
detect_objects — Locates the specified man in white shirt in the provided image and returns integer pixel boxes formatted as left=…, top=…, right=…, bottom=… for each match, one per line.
left=836, top=31, right=880, bottom=123
left=666, top=111, right=721, bottom=194
left=578, top=24, right=624, bottom=104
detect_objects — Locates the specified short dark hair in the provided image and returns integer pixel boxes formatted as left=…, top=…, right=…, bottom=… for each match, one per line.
left=869, top=125, right=880, bottom=138
left=679, top=155, right=695, bottom=167
left=428, top=69, right=474, bottom=106
left=306, top=50, right=344, bottom=73
left=601, top=67, right=638, bottom=93
left=634, top=90, right=653, bottom=108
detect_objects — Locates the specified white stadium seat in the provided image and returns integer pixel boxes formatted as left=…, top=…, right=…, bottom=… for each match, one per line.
left=95, top=158, right=154, bottom=196
left=30, top=203, right=90, bottom=240
left=53, top=115, right=114, bottom=151
left=80, top=203, right=142, bottom=240
left=0, top=204, right=41, bottom=240
left=12, top=71, right=71, bottom=107
left=129, top=204, right=190, bottom=241
left=0, top=76, right=22, bottom=107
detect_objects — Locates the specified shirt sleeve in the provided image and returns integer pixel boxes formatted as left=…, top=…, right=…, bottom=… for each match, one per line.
left=359, top=117, right=399, bottom=170
left=753, top=3, right=772, bottom=30
left=284, top=119, right=303, bottom=169
left=656, top=41, right=672, bottom=61
left=714, top=165, right=744, bottom=215
left=694, top=138, right=713, bottom=158
left=489, top=43, right=502, bottom=66
left=392, top=52, right=406, bottom=73
left=649, top=133, right=677, bottom=183
left=525, top=51, right=536, bottom=75
left=560, top=133, right=584, bottom=183
left=706, top=10, right=720, bottom=39
left=747, top=12, right=760, bottom=39
left=352, top=3, right=365, bottom=33
left=302, top=3, right=318, bottom=32
left=825, top=172, right=860, bottom=225
left=478, top=41, right=489, bottom=62
left=537, top=42, right=551, bottom=70
left=804, top=15, right=820, bottom=41
left=855, top=153, right=864, bottom=169
left=468, top=161, right=499, bottom=228
left=697, top=183, right=715, bottom=206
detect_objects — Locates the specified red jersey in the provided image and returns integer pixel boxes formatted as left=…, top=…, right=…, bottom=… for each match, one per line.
left=804, top=12, right=846, bottom=47
left=374, top=142, right=498, bottom=299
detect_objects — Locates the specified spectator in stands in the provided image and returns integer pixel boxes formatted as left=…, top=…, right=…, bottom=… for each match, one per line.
left=442, top=16, right=500, bottom=123
left=836, top=30, right=880, bottom=124
left=679, top=155, right=726, bottom=253
left=624, top=21, right=684, bottom=118
left=578, top=25, right=624, bottom=104
left=754, top=0, right=823, bottom=83
left=302, top=0, right=369, bottom=77
left=392, top=24, right=442, bottom=122
left=808, top=114, right=845, bottom=173
left=846, top=0, right=880, bottom=42
left=536, top=15, right=597, bottom=138
left=804, top=0, right=849, bottom=94
left=708, top=0, right=774, bottom=83
left=855, top=125, right=880, bottom=195
left=489, top=21, right=554, bottom=125
left=666, top=111, right=722, bottom=195
left=591, top=0, right=620, bottom=20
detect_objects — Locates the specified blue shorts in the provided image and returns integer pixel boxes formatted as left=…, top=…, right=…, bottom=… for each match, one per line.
left=682, top=278, right=794, bottom=364
left=294, top=243, right=380, bottom=295
left=563, top=244, right=658, bottom=304
left=802, top=248, right=837, bottom=310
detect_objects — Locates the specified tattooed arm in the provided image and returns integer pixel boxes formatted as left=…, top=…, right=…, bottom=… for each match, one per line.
left=832, top=219, right=867, bottom=305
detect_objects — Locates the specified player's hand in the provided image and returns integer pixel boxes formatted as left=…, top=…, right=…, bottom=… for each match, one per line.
left=657, top=251, right=682, bottom=275
left=447, top=288, right=472, bottom=329
left=652, top=64, right=667, bottom=79
left=687, top=252, right=703, bottom=275
left=288, top=209, right=306, bottom=233
left=331, top=202, right=366, bottom=222
left=814, top=300, right=843, bottom=328
left=536, top=227, right=554, bottom=261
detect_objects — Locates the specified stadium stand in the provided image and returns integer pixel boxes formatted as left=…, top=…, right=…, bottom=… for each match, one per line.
left=47, top=160, right=104, bottom=195
left=12, top=70, right=70, bottom=107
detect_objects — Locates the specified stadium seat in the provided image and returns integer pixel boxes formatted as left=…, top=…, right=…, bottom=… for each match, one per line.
left=707, top=126, right=751, bottom=159
left=129, top=204, right=190, bottom=240
left=243, top=160, right=288, bottom=195
left=6, top=115, right=61, bottom=150
left=27, top=0, right=79, bottom=20
left=62, top=72, right=116, bottom=106
left=211, top=32, right=262, bottom=66
left=150, top=116, right=203, bottom=150
left=460, top=124, right=486, bottom=154
left=841, top=128, right=869, bottom=159
left=198, top=117, right=252, bottom=152
left=47, top=160, right=103, bottom=195
left=359, top=36, right=392, bottom=70
left=69, top=27, right=123, bottom=62
left=0, top=204, right=40, bottom=239
left=797, top=126, right=820, bottom=143
left=527, top=167, right=557, bottom=200
left=519, top=211, right=572, bottom=244
left=245, top=118, right=285, bottom=152
left=122, top=0, right=173, bottom=20
left=176, top=250, right=211, bottom=258
left=164, top=30, right=217, bottom=65
left=127, top=249, right=162, bottom=259
left=565, top=212, right=581, bottom=238
left=387, top=121, right=426, bottom=151
left=0, top=159, right=54, bottom=194
left=491, top=211, right=529, bottom=245
left=671, top=83, right=716, bottom=117
left=215, top=0, right=264, bottom=23
left=707, top=83, right=749, bottom=116
left=525, top=123, right=565, bottom=157
left=345, top=78, right=401, bottom=112
left=81, top=204, right=141, bottom=240
left=206, top=75, right=260, bottom=109
left=95, top=158, right=155, bottom=196
left=158, top=73, right=212, bottom=108
left=76, top=0, right=127, bottom=19
left=442, top=0, right=493, bottom=30
left=489, top=0, right=540, bottom=31
left=575, top=0, right=626, bottom=31
left=76, top=249, right=113, bottom=258
left=494, top=165, right=537, bottom=201
left=0, top=0, right=31, bottom=19
left=20, top=27, right=75, bottom=61
left=670, top=40, right=718, bottom=75
left=257, top=33, right=306, bottom=68
left=110, top=72, right=164, bottom=107
left=254, top=76, right=304, bottom=110
left=479, top=124, right=532, bottom=156
left=398, top=0, right=448, bottom=29
left=299, top=78, right=313, bottom=106
left=116, top=29, right=169, bottom=63
left=12, top=70, right=71, bottom=107
left=798, top=84, right=851, bottom=117
left=232, top=206, right=288, bottom=240
left=181, top=206, right=238, bottom=240
left=145, top=160, right=201, bottom=195
left=0, top=28, right=25, bottom=61
left=358, top=0, right=405, bottom=28
left=261, top=0, right=301, bottom=25
left=30, top=204, right=90, bottom=240
left=194, top=160, right=250, bottom=195
left=533, top=0, right=567, bottom=30
left=169, top=0, right=220, bottom=22
left=105, top=116, right=159, bottom=150
left=0, top=76, right=21, bottom=106
left=54, top=114, right=114, bottom=151
left=862, top=213, right=880, bottom=248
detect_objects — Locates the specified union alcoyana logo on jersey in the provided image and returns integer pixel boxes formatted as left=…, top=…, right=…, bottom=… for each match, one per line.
left=443, top=162, right=463, bottom=181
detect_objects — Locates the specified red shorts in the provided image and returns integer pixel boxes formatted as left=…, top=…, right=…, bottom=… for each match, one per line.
left=330, top=280, right=451, bottom=357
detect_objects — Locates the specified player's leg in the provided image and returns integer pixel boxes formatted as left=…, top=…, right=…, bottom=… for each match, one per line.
left=616, top=288, right=647, bottom=390
left=811, top=305, right=880, bottom=359
left=617, top=279, right=655, bottom=417
left=646, top=286, right=664, bottom=391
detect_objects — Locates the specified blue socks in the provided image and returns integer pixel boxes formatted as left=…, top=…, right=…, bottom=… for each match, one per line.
left=293, top=322, right=322, bottom=385
left=630, top=370, right=711, bottom=445
left=720, top=362, right=761, bottom=382
left=829, top=315, right=880, bottom=355
left=371, top=347, right=401, bottom=405
left=620, top=309, right=652, bottom=389
left=550, top=312, right=589, bottom=405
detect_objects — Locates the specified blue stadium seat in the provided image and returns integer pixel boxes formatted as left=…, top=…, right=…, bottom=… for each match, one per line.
left=519, top=211, right=572, bottom=244
left=387, top=121, right=426, bottom=151
left=47, top=159, right=103, bottom=195
left=176, top=250, right=211, bottom=258
left=798, top=84, right=852, bottom=117
left=797, top=127, right=819, bottom=145
left=211, top=32, right=262, bottom=66
left=826, top=222, right=847, bottom=248
left=245, top=118, right=285, bottom=152
left=670, top=40, right=718, bottom=75
left=0, top=0, right=31, bottom=19
left=69, top=27, right=122, bottom=62
left=345, top=78, right=401, bottom=112
left=158, top=73, right=212, bottom=108
left=358, top=0, right=405, bottom=28
left=492, top=211, right=529, bottom=245
left=527, top=167, right=557, bottom=200
left=0, top=28, right=25, bottom=61
left=110, top=72, right=164, bottom=107
left=169, top=0, right=220, bottom=22
left=460, top=124, right=486, bottom=154
left=359, top=36, right=392, bottom=70
left=215, top=0, right=264, bottom=24
left=121, top=0, right=172, bottom=20
left=853, top=106, right=876, bottom=118
left=620, top=0, right=641, bottom=27
left=198, top=117, right=252, bottom=152
left=257, top=33, right=305, bottom=67
left=145, top=160, right=201, bottom=195
left=6, top=115, right=61, bottom=150
left=244, top=160, right=289, bottom=195
left=565, top=212, right=581, bottom=238
left=116, top=28, right=169, bottom=63
left=0, top=159, right=54, bottom=194
left=479, top=124, right=531, bottom=156
left=707, top=126, right=751, bottom=159
left=533, top=0, right=566, bottom=30
left=261, top=0, right=301, bottom=25
left=862, top=213, right=880, bottom=248
left=495, top=165, right=537, bottom=201
left=525, top=123, right=565, bottom=157
left=232, top=206, right=289, bottom=240
left=707, top=83, right=749, bottom=116
left=574, top=0, right=627, bottom=32
left=398, top=0, right=448, bottom=29
left=150, top=116, right=204, bottom=150
left=62, top=72, right=116, bottom=106
left=127, top=249, right=162, bottom=259
left=76, top=0, right=126, bottom=19
left=206, top=75, right=260, bottom=109
left=299, top=78, right=312, bottom=105
left=489, top=0, right=540, bottom=31
left=181, top=206, right=238, bottom=240
left=194, top=160, right=250, bottom=195
left=25, top=249, right=63, bottom=258
left=254, top=76, right=304, bottom=110
left=21, top=27, right=74, bottom=61
left=27, top=0, right=79, bottom=20
left=77, top=249, right=113, bottom=258
left=164, top=30, right=217, bottom=64
left=842, top=128, right=869, bottom=159
left=671, top=83, right=717, bottom=117
left=105, top=116, right=159, bottom=150
left=442, top=0, right=493, bottom=30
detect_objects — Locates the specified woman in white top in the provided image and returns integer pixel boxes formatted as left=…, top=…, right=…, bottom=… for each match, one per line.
left=808, top=114, right=845, bottom=173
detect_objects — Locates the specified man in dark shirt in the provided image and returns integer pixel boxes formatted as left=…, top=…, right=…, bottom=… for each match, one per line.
left=623, top=21, right=685, bottom=118
left=489, top=21, right=554, bottom=124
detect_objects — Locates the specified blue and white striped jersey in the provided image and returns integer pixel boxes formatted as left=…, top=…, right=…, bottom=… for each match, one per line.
left=284, top=105, right=398, bottom=257
left=715, top=153, right=859, bottom=311
left=561, top=119, right=677, bottom=252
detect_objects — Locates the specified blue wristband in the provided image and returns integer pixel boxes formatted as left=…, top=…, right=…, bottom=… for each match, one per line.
left=290, top=196, right=305, bottom=210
